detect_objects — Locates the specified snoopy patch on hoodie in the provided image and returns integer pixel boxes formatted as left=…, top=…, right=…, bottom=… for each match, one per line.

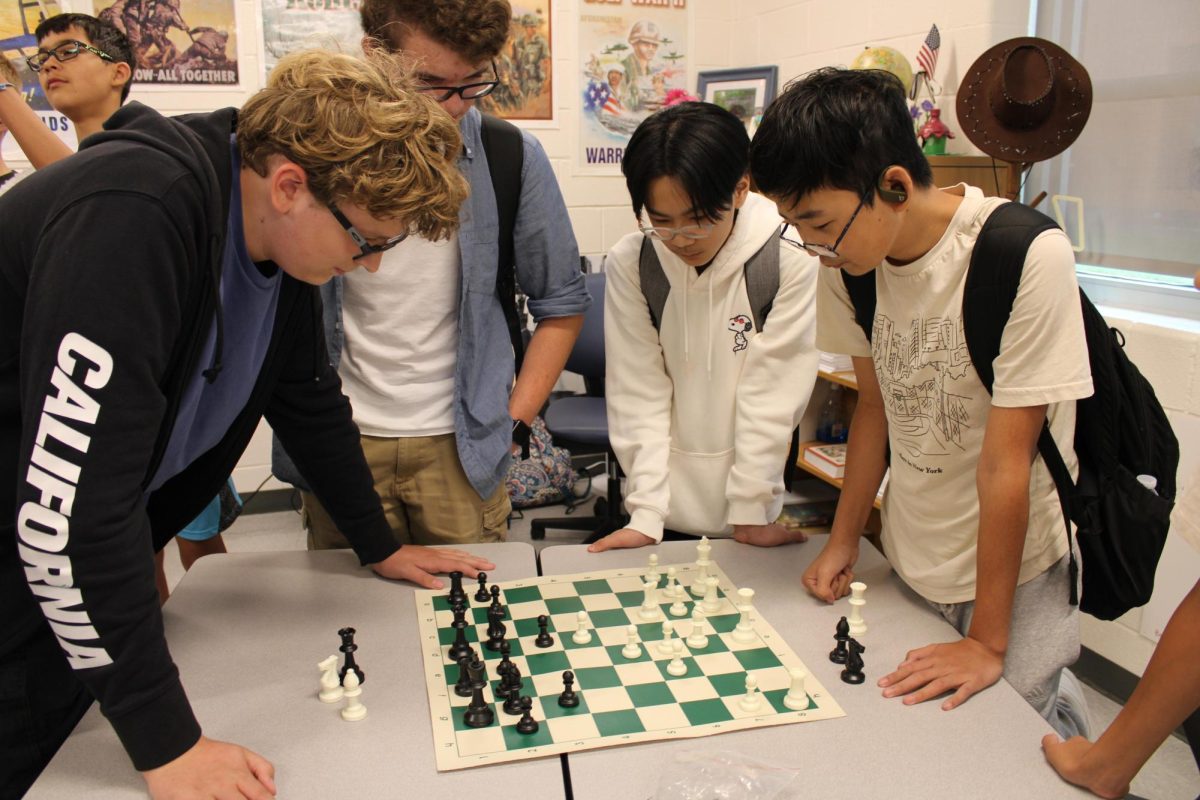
left=727, top=314, right=753, bottom=352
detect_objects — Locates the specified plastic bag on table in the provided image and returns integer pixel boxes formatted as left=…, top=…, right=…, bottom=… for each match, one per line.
left=653, top=750, right=802, bottom=799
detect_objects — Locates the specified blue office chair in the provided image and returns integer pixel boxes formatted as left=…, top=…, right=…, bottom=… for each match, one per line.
left=531, top=272, right=629, bottom=541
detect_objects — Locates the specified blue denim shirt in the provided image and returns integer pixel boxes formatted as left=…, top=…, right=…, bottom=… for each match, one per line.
left=298, top=109, right=590, bottom=499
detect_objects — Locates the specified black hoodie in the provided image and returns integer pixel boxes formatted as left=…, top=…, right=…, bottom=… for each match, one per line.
left=0, top=102, right=400, bottom=770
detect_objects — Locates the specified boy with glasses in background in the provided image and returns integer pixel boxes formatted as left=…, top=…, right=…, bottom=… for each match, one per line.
left=749, top=67, right=1093, bottom=738
left=589, top=101, right=820, bottom=553
left=273, top=0, right=590, bottom=552
left=0, top=48, right=490, bottom=797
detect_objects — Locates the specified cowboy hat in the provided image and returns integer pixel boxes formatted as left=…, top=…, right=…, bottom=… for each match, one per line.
left=956, top=37, right=1092, bottom=163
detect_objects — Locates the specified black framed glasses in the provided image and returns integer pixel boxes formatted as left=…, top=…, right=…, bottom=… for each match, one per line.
left=26, top=40, right=115, bottom=72
left=780, top=195, right=867, bottom=259
left=420, top=61, right=500, bottom=102
left=328, top=205, right=409, bottom=260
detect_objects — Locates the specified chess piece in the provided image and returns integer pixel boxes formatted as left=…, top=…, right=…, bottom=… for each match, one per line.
left=848, top=581, right=868, bottom=636
left=784, top=666, right=809, bottom=710
left=448, top=603, right=472, bottom=662
left=572, top=610, right=593, bottom=645
left=829, top=616, right=850, bottom=664
left=666, top=638, right=688, bottom=676
left=668, top=572, right=688, bottom=617
left=515, top=696, right=539, bottom=734
left=338, top=626, right=365, bottom=684
left=467, top=655, right=488, bottom=690
left=732, top=587, right=756, bottom=643
left=639, top=576, right=661, bottom=621
left=534, top=614, right=555, bottom=648
left=685, top=608, right=709, bottom=649
left=646, top=553, right=660, bottom=586
left=621, top=625, right=643, bottom=659
left=454, top=655, right=474, bottom=697
left=317, top=655, right=343, bottom=703
left=463, top=659, right=495, bottom=728
left=489, top=585, right=504, bottom=617
left=485, top=606, right=507, bottom=652
left=558, top=670, right=580, bottom=708
left=841, top=638, right=866, bottom=685
left=474, top=572, right=490, bottom=603
left=738, top=673, right=763, bottom=712
left=701, top=575, right=721, bottom=614
left=503, top=684, right=523, bottom=715
left=658, top=620, right=676, bottom=655
left=340, top=667, right=367, bottom=721
left=447, top=571, right=466, bottom=606
left=497, top=641, right=515, bottom=684
left=692, top=536, right=712, bottom=597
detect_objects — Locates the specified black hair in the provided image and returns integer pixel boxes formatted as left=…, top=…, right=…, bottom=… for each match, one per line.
left=621, top=101, right=750, bottom=223
left=35, top=13, right=136, bottom=103
left=749, top=67, right=933, bottom=206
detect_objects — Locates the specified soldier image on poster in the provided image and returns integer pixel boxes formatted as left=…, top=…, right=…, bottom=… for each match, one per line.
left=512, top=13, right=548, bottom=99
left=94, top=0, right=237, bottom=84
left=621, top=20, right=663, bottom=113
left=476, top=1, right=552, bottom=122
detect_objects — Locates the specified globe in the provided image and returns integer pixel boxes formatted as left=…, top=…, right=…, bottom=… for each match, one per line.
left=850, top=46, right=914, bottom=94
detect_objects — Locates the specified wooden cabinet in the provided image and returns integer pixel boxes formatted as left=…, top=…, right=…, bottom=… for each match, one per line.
left=928, top=154, right=1020, bottom=199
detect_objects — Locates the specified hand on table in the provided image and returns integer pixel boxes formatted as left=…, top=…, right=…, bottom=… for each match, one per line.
left=1040, top=735, right=1129, bottom=799
left=878, top=636, right=1004, bottom=711
left=801, top=538, right=858, bottom=602
left=732, top=522, right=808, bottom=547
left=143, top=735, right=275, bottom=799
left=587, top=528, right=654, bottom=552
left=371, top=546, right=495, bottom=589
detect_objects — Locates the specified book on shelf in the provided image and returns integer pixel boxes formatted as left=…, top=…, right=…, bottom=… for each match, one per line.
left=775, top=499, right=838, bottom=530
left=818, top=351, right=853, bottom=373
left=803, top=442, right=847, bottom=479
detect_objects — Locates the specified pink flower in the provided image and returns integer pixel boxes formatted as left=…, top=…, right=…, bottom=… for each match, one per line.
left=663, top=88, right=699, bottom=107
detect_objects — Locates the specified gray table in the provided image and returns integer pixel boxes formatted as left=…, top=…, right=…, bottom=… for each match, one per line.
left=28, top=544, right=568, bottom=799
left=541, top=537, right=1089, bottom=799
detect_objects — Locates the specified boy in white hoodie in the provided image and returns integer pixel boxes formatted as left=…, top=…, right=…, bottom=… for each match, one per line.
left=589, top=102, right=820, bottom=553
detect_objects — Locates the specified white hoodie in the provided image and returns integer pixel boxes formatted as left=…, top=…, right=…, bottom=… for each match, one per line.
left=604, top=192, right=820, bottom=541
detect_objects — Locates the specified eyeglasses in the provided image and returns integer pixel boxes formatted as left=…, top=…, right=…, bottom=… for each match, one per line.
left=780, top=195, right=867, bottom=259
left=328, top=205, right=409, bottom=260
left=419, top=61, right=500, bottom=102
left=639, top=221, right=716, bottom=241
left=26, top=40, right=115, bottom=72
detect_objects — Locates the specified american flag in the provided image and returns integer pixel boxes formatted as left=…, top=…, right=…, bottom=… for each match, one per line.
left=916, top=24, right=940, bottom=78
left=584, top=80, right=624, bottom=115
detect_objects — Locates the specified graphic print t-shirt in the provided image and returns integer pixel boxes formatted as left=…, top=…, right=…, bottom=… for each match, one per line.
left=816, top=187, right=1093, bottom=603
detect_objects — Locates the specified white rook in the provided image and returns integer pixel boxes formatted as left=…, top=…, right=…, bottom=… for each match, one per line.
left=848, top=581, right=867, bottom=636
left=732, top=587, right=756, bottom=643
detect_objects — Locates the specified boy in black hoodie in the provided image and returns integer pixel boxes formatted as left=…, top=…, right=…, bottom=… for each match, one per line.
left=0, top=48, right=489, bottom=797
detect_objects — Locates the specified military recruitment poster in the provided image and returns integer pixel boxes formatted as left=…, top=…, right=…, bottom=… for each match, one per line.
left=92, top=0, right=239, bottom=85
left=1, top=0, right=78, bottom=156
left=577, top=0, right=689, bottom=175
left=259, top=0, right=362, bottom=77
left=476, top=0, right=553, bottom=124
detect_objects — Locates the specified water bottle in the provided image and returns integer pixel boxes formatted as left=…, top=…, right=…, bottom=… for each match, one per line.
left=816, top=385, right=848, bottom=443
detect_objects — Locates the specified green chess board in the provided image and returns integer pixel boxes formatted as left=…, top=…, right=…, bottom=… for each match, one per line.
left=415, top=561, right=845, bottom=771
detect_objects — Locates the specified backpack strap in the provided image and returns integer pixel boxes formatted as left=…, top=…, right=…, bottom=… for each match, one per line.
left=743, top=231, right=781, bottom=333
left=479, top=113, right=527, bottom=374
left=638, top=237, right=672, bottom=331
left=961, top=201, right=1080, bottom=605
left=841, top=270, right=878, bottom=344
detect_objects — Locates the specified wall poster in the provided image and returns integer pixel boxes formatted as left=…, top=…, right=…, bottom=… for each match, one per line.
left=477, top=0, right=554, bottom=125
left=1, top=0, right=78, bottom=155
left=93, top=0, right=240, bottom=86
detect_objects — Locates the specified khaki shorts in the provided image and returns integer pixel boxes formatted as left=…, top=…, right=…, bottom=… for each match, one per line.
left=303, top=433, right=509, bottom=550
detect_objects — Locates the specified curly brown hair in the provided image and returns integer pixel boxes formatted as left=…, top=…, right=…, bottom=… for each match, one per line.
left=360, top=0, right=511, bottom=63
left=237, top=49, right=468, bottom=241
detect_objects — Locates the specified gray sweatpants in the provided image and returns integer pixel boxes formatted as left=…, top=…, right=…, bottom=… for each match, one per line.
left=926, top=552, right=1092, bottom=739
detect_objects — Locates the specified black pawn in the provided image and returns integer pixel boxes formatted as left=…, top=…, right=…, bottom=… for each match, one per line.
left=474, top=572, right=490, bottom=602
left=829, top=616, right=850, bottom=665
left=338, top=626, right=365, bottom=684
left=447, top=571, right=466, bottom=606
left=841, top=638, right=866, bottom=685
left=448, top=604, right=472, bottom=662
left=558, top=670, right=580, bottom=708
left=515, top=696, right=539, bottom=734
left=454, top=655, right=473, bottom=697
left=503, top=660, right=523, bottom=694
left=489, top=585, right=504, bottom=617
left=496, top=642, right=514, bottom=682
left=502, top=684, right=523, bottom=715
left=534, top=615, right=555, bottom=648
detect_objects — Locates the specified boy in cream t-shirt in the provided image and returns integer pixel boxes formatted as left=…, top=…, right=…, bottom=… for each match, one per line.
left=749, top=67, right=1093, bottom=738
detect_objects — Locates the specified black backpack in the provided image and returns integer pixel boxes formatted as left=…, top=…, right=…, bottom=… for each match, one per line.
left=843, top=201, right=1178, bottom=620
left=479, top=113, right=527, bottom=375
left=639, top=233, right=802, bottom=484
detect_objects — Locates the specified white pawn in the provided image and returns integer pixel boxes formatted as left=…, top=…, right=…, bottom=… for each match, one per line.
left=692, top=536, right=712, bottom=597
left=701, top=575, right=721, bottom=614
left=646, top=553, right=660, bottom=586
left=732, top=587, right=756, bottom=643
left=738, top=673, right=763, bottom=712
left=572, top=610, right=593, bottom=644
left=783, top=667, right=809, bottom=711
left=639, top=576, right=661, bottom=621
left=317, top=654, right=343, bottom=703
left=848, top=581, right=868, bottom=636
left=340, top=667, right=367, bottom=721
left=621, top=624, right=643, bottom=659
left=668, top=582, right=688, bottom=618
left=658, top=620, right=676, bottom=655
left=665, top=566, right=682, bottom=600
left=686, top=608, right=709, bottom=649
left=666, top=638, right=688, bottom=676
